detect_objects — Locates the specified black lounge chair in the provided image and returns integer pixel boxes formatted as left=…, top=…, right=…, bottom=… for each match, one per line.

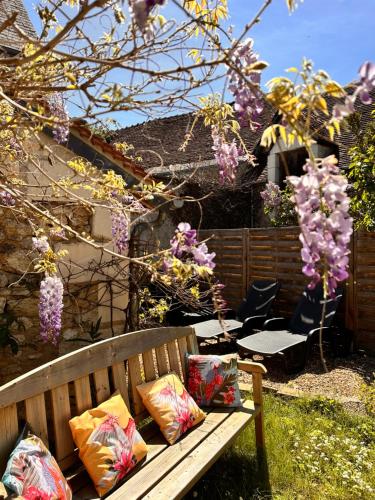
left=194, top=280, right=281, bottom=341
left=237, top=284, right=343, bottom=373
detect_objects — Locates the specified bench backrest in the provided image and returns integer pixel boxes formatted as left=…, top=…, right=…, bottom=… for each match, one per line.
left=0, top=326, right=197, bottom=475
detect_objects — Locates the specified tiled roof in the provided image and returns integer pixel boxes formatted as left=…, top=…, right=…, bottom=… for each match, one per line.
left=0, top=0, right=36, bottom=51
left=112, top=99, right=275, bottom=172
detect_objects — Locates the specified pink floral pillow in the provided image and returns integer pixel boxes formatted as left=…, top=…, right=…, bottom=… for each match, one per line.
left=137, top=373, right=206, bottom=445
left=187, top=354, right=241, bottom=407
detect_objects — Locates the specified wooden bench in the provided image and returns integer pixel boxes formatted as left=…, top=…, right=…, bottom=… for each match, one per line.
left=0, top=327, right=266, bottom=499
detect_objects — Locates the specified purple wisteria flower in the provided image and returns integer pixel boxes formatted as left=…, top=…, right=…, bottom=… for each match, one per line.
left=111, top=210, right=129, bottom=254
left=168, top=222, right=216, bottom=270
left=211, top=126, right=240, bottom=184
left=260, top=182, right=282, bottom=210
left=288, top=155, right=353, bottom=297
left=48, top=93, right=69, bottom=144
left=32, top=236, right=50, bottom=254
left=358, top=61, right=375, bottom=104
left=332, top=61, right=375, bottom=119
left=227, top=38, right=264, bottom=129
left=129, top=0, right=165, bottom=32
left=191, top=243, right=216, bottom=270
left=0, top=190, right=15, bottom=206
left=39, top=275, right=64, bottom=344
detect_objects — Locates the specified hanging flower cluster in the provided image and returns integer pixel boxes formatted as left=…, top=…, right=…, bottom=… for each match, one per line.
left=111, top=210, right=129, bottom=254
left=39, top=276, right=64, bottom=345
left=288, top=156, right=353, bottom=297
left=227, top=38, right=265, bottom=129
left=260, top=182, right=282, bottom=210
left=48, top=93, right=69, bottom=144
left=165, top=222, right=216, bottom=271
left=129, top=0, right=165, bottom=32
left=32, top=235, right=50, bottom=254
left=211, top=126, right=240, bottom=184
left=0, top=190, right=15, bottom=206
left=333, top=61, right=375, bottom=120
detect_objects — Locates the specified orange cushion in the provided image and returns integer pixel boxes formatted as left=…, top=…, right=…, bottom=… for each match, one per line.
left=137, top=372, right=206, bottom=445
left=69, top=392, right=147, bottom=496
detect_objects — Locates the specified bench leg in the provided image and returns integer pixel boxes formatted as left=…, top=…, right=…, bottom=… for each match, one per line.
left=252, top=372, right=265, bottom=449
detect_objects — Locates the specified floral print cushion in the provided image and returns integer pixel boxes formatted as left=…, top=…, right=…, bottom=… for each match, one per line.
left=137, top=373, right=206, bottom=445
left=69, top=392, right=147, bottom=497
left=1, top=425, right=72, bottom=500
left=187, top=354, right=241, bottom=407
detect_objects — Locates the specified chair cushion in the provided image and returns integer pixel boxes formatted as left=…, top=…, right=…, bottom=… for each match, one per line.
left=137, top=373, right=206, bottom=445
left=237, top=330, right=307, bottom=355
left=69, top=392, right=147, bottom=497
left=1, top=425, right=72, bottom=499
left=186, top=354, right=241, bottom=407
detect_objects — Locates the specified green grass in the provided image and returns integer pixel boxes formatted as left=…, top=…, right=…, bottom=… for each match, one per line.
left=185, top=394, right=375, bottom=500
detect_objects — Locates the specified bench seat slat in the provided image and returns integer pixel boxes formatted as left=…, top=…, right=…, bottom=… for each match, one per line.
left=107, top=407, right=238, bottom=500
left=74, top=376, right=92, bottom=415
left=155, top=345, right=169, bottom=376
left=93, top=368, right=111, bottom=404
left=111, top=362, right=130, bottom=409
left=142, top=350, right=157, bottom=382
left=51, top=384, right=75, bottom=466
left=25, top=394, right=48, bottom=445
left=0, top=404, right=18, bottom=474
left=142, top=400, right=256, bottom=500
left=177, top=337, right=188, bottom=382
left=167, top=340, right=182, bottom=379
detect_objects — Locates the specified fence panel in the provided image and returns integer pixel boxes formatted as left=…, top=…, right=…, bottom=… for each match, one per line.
left=247, top=227, right=307, bottom=317
left=199, top=228, right=247, bottom=309
left=354, top=231, right=375, bottom=352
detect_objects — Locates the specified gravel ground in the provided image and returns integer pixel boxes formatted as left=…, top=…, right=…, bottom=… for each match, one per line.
left=199, top=339, right=375, bottom=413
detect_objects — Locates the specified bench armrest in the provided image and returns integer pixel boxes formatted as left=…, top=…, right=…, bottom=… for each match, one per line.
left=307, top=326, right=331, bottom=337
left=237, top=360, right=267, bottom=375
left=263, top=317, right=289, bottom=330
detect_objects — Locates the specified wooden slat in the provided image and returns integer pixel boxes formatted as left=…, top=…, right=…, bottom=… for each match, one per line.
left=0, top=327, right=194, bottom=409
left=25, top=393, right=48, bottom=445
left=167, top=340, right=181, bottom=378
left=155, top=345, right=169, bottom=376
left=51, top=384, right=75, bottom=465
left=108, top=408, right=237, bottom=500
left=142, top=401, right=255, bottom=500
left=186, top=333, right=199, bottom=355
left=0, top=404, right=18, bottom=474
left=93, top=368, right=110, bottom=404
left=112, top=362, right=130, bottom=409
left=73, top=376, right=92, bottom=415
left=142, top=350, right=157, bottom=382
left=128, top=355, right=144, bottom=415
left=177, top=336, right=188, bottom=383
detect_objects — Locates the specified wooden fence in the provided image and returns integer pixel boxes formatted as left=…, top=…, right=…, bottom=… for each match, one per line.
left=200, top=227, right=375, bottom=353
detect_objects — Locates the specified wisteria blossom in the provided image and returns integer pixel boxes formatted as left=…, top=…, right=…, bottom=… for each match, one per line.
left=0, top=190, right=15, bottom=206
left=32, top=236, right=50, bottom=254
left=260, top=182, right=282, bottom=210
left=333, top=61, right=375, bottom=120
left=129, top=0, right=166, bottom=32
left=111, top=210, right=129, bottom=254
left=288, top=156, right=353, bottom=297
left=211, top=126, right=240, bottom=184
left=39, top=275, right=64, bottom=344
left=48, top=93, right=69, bottom=144
left=168, top=223, right=216, bottom=270
left=227, top=38, right=264, bottom=129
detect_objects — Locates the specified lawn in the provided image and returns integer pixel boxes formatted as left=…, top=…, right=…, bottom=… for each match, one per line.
left=185, top=394, right=375, bottom=500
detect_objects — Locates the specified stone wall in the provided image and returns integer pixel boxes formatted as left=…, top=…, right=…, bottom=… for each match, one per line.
left=0, top=203, right=129, bottom=385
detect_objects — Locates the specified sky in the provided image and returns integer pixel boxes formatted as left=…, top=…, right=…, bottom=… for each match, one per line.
left=23, top=0, right=375, bottom=126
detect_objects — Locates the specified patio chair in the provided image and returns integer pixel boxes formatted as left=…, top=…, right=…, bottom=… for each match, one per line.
left=193, top=280, right=281, bottom=341
left=237, top=283, right=343, bottom=373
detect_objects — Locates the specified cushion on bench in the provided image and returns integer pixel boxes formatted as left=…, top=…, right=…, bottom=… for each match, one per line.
left=73, top=400, right=257, bottom=500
